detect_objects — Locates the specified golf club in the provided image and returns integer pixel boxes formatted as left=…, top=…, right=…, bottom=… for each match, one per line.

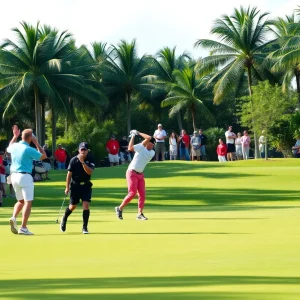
left=55, top=194, right=67, bottom=223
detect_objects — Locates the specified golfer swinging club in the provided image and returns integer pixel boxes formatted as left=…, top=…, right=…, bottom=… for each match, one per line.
left=60, top=142, right=95, bottom=234
left=115, top=130, right=155, bottom=220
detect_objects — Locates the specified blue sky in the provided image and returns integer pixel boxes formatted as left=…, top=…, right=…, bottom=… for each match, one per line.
left=1, top=0, right=299, bottom=58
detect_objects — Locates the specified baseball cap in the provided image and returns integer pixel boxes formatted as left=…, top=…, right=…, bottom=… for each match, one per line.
left=79, top=142, right=88, bottom=150
left=111, top=134, right=116, bottom=138
left=150, top=137, right=156, bottom=144
left=158, top=123, right=162, bottom=127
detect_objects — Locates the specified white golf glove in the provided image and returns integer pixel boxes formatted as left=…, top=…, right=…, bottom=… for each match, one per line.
left=130, top=130, right=138, bottom=136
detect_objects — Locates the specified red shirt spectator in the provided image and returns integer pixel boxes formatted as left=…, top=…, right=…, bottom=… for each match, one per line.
left=106, top=137, right=120, bottom=155
left=217, top=144, right=227, bottom=156
left=54, top=145, right=67, bottom=163
left=182, top=134, right=190, bottom=148
left=0, top=156, right=5, bottom=175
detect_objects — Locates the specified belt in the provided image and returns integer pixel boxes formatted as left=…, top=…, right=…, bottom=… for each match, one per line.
left=131, top=169, right=143, bottom=175
left=72, top=180, right=91, bottom=185
left=13, top=172, right=31, bottom=175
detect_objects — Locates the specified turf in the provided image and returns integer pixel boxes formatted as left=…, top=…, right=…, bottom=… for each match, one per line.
left=1, top=159, right=300, bottom=300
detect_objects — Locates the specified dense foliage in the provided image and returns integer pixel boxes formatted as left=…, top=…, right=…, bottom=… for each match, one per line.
left=1, top=6, right=300, bottom=161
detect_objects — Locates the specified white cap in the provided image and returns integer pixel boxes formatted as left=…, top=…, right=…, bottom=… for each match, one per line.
left=158, top=123, right=162, bottom=127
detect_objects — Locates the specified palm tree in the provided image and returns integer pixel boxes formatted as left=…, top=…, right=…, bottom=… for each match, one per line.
left=100, top=39, right=154, bottom=133
left=194, top=6, right=273, bottom=157
left=161, top=65, right=213, bottom=131
left=267, top=13, right=300, bottom=102
left=151, top=47, right=191, bottom=131
left=0, top=22, right=106, bottom=148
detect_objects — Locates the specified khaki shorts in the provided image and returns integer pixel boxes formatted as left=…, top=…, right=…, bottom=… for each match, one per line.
left=191, top=148, right=201, bottom=156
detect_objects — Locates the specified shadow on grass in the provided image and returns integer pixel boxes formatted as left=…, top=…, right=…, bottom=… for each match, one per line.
left=37, top=162, right=262, bottom=181
left=0, top=276, right=299, bottom=299
left=2, top=185, right=299, bottom=211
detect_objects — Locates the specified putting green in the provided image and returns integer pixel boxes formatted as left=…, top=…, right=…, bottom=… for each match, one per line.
left=0, top=159, right=299, bottom=299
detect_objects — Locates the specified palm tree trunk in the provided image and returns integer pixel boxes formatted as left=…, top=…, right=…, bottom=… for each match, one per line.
left=34, top=85, right=42, bottom=143
left=247, top=66, right=259, bottom=159
left=191, top=108, right=196, bottom=131
left=51, top=107, right=57, bottom=163
left=177, top=111, right=183, bottom=132
left=296, top=72, right=300, bottom=105
left=65, top=118, right=68, bottom=139
left=41, top=101, right=45, bottom=146
left=265, top=133, right=268, bottom=160
left=126, top=93, right=131, bottom=134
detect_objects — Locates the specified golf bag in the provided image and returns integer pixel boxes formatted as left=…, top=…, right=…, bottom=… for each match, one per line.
left=32, top=160, right=46, bottom=181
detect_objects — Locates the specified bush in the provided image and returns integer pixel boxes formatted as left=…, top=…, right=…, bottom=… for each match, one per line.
left=205, top=127, right=225, bottom=161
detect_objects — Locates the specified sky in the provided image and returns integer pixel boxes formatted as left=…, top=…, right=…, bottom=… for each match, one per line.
left=1, top=0, right=299, bottom=59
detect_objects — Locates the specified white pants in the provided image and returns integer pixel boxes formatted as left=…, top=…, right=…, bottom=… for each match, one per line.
left=11, top=173, right=34, bottom=201
left=218, top=155, right=226, bottom=162
left=109, top=154, right=119, bottom=163
left=242, top=146, right=250, bottom=160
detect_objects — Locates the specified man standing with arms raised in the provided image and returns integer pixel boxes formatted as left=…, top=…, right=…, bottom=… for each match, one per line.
left=115, top=130, right=155, bottom=220
left=8, top=125, right=47, bottom=235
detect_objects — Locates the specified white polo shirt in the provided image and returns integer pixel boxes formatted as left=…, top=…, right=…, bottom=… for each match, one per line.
left=225, top=131, right=236, bottom=144
left=128, top=144, right=155, bottom=173
left=153, top=129, right=167, bottom=143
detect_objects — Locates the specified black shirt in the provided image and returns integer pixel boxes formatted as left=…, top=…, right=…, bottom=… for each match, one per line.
left=199, top=134, right=207, bottom=146
left=119, top=140, right=129, bottom=153
left=68, top=156, right=95, bottom=183
left=43, top=150, right=51, bottom=163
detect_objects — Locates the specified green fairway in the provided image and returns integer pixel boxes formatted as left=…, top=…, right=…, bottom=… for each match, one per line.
left=1, top=159, right=300, bottom=300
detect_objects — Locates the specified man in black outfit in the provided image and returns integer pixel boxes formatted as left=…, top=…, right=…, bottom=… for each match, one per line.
left=198, top=129, right=208, bottom=161
left=119, top=136, right=131, bottom=164
left=60, top=142, right=95, bottom=234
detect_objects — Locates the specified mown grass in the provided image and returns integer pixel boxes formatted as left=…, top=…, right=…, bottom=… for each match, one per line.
left=0, top=159, right=300, bottom=299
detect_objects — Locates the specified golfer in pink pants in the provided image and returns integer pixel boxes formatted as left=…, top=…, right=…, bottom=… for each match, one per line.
left=115, top=130, right=155, bottom=220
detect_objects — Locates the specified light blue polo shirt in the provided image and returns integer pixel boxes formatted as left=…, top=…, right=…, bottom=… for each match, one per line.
left=7, top=141, right=42, bottom=173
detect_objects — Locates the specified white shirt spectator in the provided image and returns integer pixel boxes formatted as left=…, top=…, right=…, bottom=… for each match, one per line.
left=153, top=129, right=167, bottom=143
left=259, top=135, right=265, bottom=151
left=225, top=131, right=236, bottom=144
left=235, top=137, right=242, bottom=145
left=128, top=144, right=155, bottom=173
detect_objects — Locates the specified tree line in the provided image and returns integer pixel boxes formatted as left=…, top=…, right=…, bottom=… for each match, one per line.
left=1, top=6, right=300, bottom=160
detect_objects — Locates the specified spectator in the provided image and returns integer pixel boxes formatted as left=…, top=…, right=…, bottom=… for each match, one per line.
left=4, top=148, right=15, bottom=197
left=292, top=136, right=300, bottom=158
left=190, top=131, right=201, bottom=161
left=106, top=134, right=120, bottom=166
left=42, top=145, right=51, bottom=179
left=241, top=130, right=251, bottom=160
left=169, top=131, right=179, bottom=160
left=217, top=139, right=227, bottom=162
left=198, top=129, right=207, bottom=161
left=225, top=126, right=237, bottom=161
left=259, top=131, right=266, bottom=158
left=0, top=151, right=7, bottom=200
left=54, top=144, right=67, bottom=170
left=119, top=136, right=132, bottom=164
left=179, top=129, right=190, bottom=161
left=153, top=123, right=167, bottom=161
left=235, top=132, right=243, bottom=160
